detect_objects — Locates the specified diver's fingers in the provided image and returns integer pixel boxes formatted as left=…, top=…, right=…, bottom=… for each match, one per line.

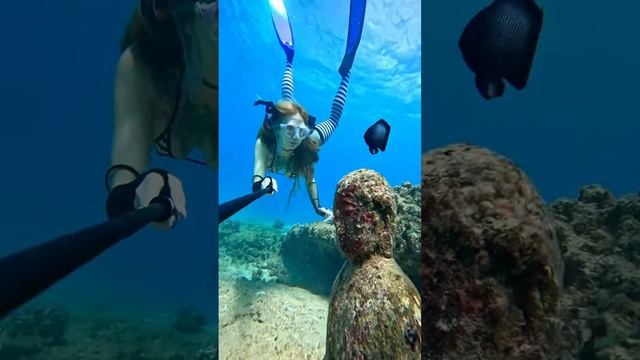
left=262, top=177, right=278, bottom=194
left=135, top=173, right=165, bottom=209
left=167, top=174, right=187, bottom=219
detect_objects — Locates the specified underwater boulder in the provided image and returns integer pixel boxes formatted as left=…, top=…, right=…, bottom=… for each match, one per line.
left=325, top=169, right=421, bottom=359
left=551, top=186, right=640, bottom=359
left=281, top=182, right=420, bottom=296
left=281, top=222, right=344, bottom=295
left=421, top=144, right=564, bottom=359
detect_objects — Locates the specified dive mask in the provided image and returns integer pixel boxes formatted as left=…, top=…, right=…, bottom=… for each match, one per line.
left=254, top=99, right=317, bottom=133
left=279, top=120, right=311, bottom=141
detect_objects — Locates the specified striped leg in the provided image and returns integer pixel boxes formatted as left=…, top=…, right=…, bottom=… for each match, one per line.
left=315, top=71, right=350, bottom=145
left=281, top=62, right=294, bottom=101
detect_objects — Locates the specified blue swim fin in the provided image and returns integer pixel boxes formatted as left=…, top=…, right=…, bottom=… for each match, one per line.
left=339, top=0, right=367, bottom=77
left=268, top=0, right=295, bottom=63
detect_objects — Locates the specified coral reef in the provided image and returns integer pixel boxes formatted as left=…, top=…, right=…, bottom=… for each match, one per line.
left=218, top=221, right=287, bottom=283
left=551, top=185, right=640, bottom=360
left=421, top=143, right=640, bottom=360
left=0, top=304, right=216, bottom=359
left=325, top=169, right=421, bottom=360
left=421, top=144, right=564, bottom=360
left=281, top=182, right=420, bottom=296
left=0, top=305, right=69, bottom=357
left=392, top=183, right=422, bottom=284
left=273, top=219, right=285, bottom=230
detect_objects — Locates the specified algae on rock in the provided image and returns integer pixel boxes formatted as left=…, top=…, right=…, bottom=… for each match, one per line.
left=325, top=169, right=421, bottom=360
left=421, top=144, right=564, bottom=360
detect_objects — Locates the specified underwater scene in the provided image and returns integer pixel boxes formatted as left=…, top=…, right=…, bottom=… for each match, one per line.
left=0, top=1, right=217, bottom=359
left=218, top=0, right=421, bottom=358
left=422, top=0, right=640, bottom=359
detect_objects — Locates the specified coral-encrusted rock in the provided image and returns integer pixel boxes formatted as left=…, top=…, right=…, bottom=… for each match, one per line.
left=422, top=144, right=564, bottom=360
left=0, top=305, right=70, bottom=358
left=551, top=185, right=640, bottom=360
left=325, top=169, right=421, bottom=360
left=281, top=183, right=420, bottom=296
left=281, top=222, right=344, bottom=295
left=391, top=183, right=421, bottom=284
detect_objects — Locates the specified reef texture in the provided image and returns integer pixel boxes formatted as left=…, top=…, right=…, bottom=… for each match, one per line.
left=0, top=304, right=216, bottom=360
left=281, top=182, right=420, bottom=295
left=218, top=220, right=288, bottom=283
left=421, top=144, right=564, bottom=360
left=551, top=185, right=640, bottom=360
left=326, top=169, right=421, bottom=360
left=281, top=222, right=345, bottom=295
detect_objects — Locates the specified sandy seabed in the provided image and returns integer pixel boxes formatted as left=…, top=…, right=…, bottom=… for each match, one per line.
left=218, top=278, right=329, bottom=360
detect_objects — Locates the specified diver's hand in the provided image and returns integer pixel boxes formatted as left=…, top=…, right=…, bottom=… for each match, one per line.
left=135, top=171, right=187, bottom=229
left=317, top=207, right=334, bottom=223
left=253, top=176, right=278, bottom=195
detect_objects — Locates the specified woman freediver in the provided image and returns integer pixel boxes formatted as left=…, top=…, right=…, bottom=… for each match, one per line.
left=251, top=0, right=367, bottom=222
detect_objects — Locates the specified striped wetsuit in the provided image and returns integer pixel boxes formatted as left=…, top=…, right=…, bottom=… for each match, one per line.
left=279, top=61, right=350, bottom=145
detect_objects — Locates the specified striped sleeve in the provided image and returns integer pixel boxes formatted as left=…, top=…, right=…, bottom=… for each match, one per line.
left=315, top=71, right=350, bottom=145
left=281, top=62, right=294, bottom=101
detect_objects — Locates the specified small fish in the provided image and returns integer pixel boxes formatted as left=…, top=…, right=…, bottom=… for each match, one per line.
left=364, top=119, right=391, bottom=154
left=459, top=0, right=543, bottom=99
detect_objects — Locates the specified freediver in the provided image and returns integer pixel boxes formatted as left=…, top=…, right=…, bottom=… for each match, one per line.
left=105, top=0, right=217, bottom=228
left=251, top=0, right=367, bottom=222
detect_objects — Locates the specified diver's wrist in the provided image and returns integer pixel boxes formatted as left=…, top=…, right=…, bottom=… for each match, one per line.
left=252, top=175, right=264, bottom=192
left=312, top=197, right=323, bottom=214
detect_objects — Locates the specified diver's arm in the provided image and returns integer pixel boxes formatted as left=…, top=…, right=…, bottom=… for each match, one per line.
left=252, top=138, right=269, bottom=191
left=304, top=168, right=324, bottom=216
left=253, top=138, right=268, bottom=178
left=106, top=48, right=156, bottom=218
left=110, top=48, right=155, bottom=188
left=314, top=71, right=351, bottom=145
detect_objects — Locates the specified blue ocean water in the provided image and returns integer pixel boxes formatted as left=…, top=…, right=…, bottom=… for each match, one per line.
left=0, top=1, right=217, bottom=323
left=423, top=0, right=640, bottom=200
left=219, top=0, right=421, bottom=224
